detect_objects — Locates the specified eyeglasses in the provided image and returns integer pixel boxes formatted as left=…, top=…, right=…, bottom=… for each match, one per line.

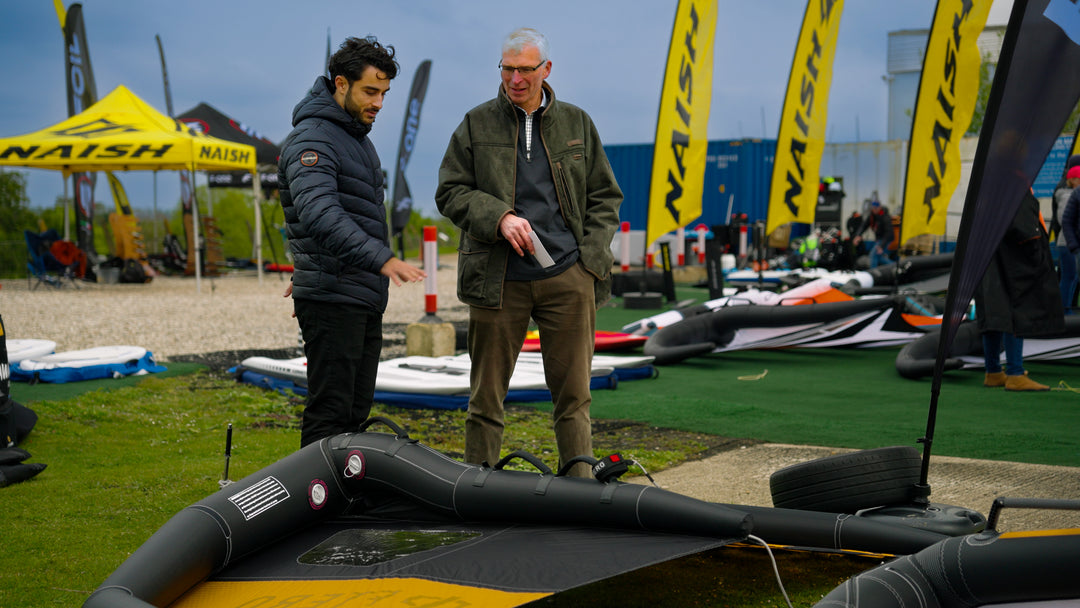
left=499, top=60, right=546, bottom=75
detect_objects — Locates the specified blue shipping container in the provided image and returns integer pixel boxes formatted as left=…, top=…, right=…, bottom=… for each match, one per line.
left=604, top=138, right=776, bottom=233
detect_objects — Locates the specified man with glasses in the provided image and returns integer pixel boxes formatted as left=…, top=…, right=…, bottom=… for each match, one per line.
left=436, top=28, right=622, bottom=477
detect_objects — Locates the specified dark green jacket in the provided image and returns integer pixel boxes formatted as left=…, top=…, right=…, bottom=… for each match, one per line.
left=435, top=83, right=622, bottom=308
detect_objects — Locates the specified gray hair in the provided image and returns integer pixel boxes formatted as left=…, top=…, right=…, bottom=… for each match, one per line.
left=502, top=28, right=549, bottom=62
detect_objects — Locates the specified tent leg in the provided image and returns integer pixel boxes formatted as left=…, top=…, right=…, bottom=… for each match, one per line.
left=191, top=168, right=202, bottom=294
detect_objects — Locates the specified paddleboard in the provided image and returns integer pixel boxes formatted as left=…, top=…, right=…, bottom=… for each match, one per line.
left=12, top=345, right=166, bottom=383
left=511, top=352, right=654, bottom=370
left=521, top=330, right=648, bottom=353
left=239, top=355, right=526, bottom=396
left=238, top=351, right=642, bottom=398
left=238, top=356, right=308, bottom=386
left=4, top=339, right=57, bottom=363
left=16, top=345, right=148, bottom=370
left=379, top=356, right=552, bottom=394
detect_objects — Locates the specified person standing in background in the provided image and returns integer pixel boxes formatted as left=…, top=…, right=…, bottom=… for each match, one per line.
left=1054, top=164, right=1080, bottom=314
left=852, top=198, right=894, bottom=268
left=977, top=191, right=1064, bottom=391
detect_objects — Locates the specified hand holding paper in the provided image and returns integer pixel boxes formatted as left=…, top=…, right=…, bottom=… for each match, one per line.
left=528, top=231, right=555, bottom=268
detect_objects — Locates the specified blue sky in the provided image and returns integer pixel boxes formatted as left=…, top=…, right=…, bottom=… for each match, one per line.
left=0, top=1, right=1014, bottom=219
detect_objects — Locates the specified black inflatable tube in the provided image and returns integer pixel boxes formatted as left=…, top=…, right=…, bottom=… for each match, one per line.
left=814, top=530, right=1080, bottom=607
left=84, top=441, right=346, bottom=608
left=84, top=432, right=752, bottom=608
left=734, top=504, right=947, bottom=555
left=894, top=323, right=977, bottom=379
left=866, top=253, right=954, bottom=286
left=645, top=296, right=902, bottom=365
left=83, top=431, right=959, bottom=608
left=896, top=316, right=1080, bottom=379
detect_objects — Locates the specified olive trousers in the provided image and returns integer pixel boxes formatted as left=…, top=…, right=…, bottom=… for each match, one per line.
left=465, top=263, right=596, bottom=477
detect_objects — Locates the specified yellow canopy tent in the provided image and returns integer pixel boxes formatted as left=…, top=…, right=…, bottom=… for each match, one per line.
left=0, top=84, right=261, bottom=289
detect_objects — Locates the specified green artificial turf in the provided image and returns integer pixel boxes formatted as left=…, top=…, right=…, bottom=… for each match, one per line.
left=585, top=286, right=1080, bottom=467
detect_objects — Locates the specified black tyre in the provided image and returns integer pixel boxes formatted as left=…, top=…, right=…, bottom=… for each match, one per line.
left=769, top=446, right=922, bottom=513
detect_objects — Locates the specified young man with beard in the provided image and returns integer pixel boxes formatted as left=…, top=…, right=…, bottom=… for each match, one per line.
left=279, top=37, right=425, bottom=447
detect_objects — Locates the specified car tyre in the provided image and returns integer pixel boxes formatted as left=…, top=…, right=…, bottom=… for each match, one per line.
left=770, top=446, right=922, bottom=513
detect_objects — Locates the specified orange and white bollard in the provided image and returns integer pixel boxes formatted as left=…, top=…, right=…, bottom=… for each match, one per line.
left=676, top=226, right=685, bottom=266
left=620, top=221, right=630, bottom=272
left=423, top=225, right=438, bottom=316
left=695, top=224, right=708, bottom=265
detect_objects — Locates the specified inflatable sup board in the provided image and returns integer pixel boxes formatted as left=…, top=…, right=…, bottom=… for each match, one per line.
left=4, top=339, right=57, bottom=363
left=12, top=345, right=166, bottom=383
left=237, top=356, right=308, bottom=386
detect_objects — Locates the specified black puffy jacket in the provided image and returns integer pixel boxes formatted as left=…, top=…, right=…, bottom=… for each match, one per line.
left=279, top=77, right=393, bottom=311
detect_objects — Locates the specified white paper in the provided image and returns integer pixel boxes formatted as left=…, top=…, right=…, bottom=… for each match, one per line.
left=528, top=231, right=555, bottom=268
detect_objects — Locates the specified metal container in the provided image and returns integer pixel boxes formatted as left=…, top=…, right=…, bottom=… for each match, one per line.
left=605, top=138, right=776, bottom=234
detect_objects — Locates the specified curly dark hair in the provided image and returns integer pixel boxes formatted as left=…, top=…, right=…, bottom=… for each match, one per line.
left=328, top=36, right=399, bottom=82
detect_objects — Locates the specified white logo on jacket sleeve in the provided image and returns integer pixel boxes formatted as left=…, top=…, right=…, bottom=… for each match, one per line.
left=300, top=151, right=319, bottom=166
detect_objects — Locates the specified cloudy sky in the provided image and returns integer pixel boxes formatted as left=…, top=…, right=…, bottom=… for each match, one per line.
left=0, top=1, right=1014, bottom=218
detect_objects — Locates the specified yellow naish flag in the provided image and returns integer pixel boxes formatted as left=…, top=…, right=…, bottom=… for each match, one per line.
left=766, top=0, right=844, bottom=236
left=646, top=0, right=718, bottom=250
left=900, top=0, right=991, bottom=246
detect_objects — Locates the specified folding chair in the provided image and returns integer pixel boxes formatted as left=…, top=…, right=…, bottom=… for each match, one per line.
left=24, top=230, right=80, bottom=290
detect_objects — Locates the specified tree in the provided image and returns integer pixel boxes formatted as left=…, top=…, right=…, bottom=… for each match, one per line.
left=0, top=169, right=33, bottom=233
left=966, top=52, right=996, bottom=136
left=0, top=169, right=37, bottom=277
left=396, top=208, right=460, bottom=259
left=968, top=47, right=1080, bottom=137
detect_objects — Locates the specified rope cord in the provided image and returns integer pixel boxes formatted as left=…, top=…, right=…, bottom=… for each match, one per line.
left=629, top=458, right=658, bottom=487
left=745, top=534, right=794, bottom=608
left=1054, top=380, right=1080, bottom=393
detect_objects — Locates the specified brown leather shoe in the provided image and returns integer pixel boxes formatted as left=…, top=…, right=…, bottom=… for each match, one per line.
left=984, top=371, right=1007, bottom=387
left=1005, top=374, right=1050, bottom=392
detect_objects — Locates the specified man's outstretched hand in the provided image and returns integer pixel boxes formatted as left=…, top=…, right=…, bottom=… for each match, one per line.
left=381, top=257, right=427, bottom=286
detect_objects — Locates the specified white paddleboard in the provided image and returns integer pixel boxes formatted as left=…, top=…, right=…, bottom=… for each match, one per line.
left=381, top=356, right=551, bottom=394
left=239, top=356, right=308, bottom=385
left=512, top=352, right=654, bottom=370
left=16, top=345, right=147, bottom=371
left=240, top=351, right=638, bottom=397
left=5, top=339, right=57, bottom=363
left=376, top=360, right=473, bottom=395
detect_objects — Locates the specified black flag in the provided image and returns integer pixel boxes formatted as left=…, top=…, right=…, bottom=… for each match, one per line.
left=921, top=0, right=1080, bottom=483
left=60, top=2, right=98, bottom=261
left=390, top=60, right=432, bottom=235
left=155, top=34, right=175, bottom=116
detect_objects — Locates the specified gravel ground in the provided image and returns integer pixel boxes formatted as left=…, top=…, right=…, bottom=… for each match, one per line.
left=0, top=257, right=468, bottom=364
left=4, top=260, right=1078, bottom=532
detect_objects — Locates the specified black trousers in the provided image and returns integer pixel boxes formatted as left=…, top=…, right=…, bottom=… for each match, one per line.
left=294, top=299, right=382, bottom=447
